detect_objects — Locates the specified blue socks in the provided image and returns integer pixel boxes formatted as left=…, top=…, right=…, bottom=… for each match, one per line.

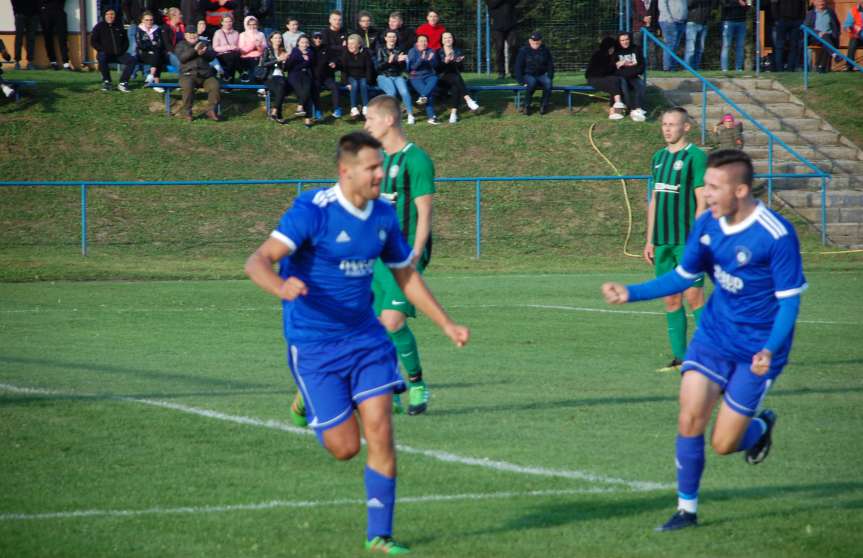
left=737, top=417, right=767, bottom=452
left=676, top=434, right=705, bottom=513
left=364, top=465, right=396, bottom=540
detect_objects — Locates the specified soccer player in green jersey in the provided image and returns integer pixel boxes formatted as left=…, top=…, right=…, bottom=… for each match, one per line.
left=645, top=107, right=707, bottom=372
left=364, top=94, right=436, bottom=415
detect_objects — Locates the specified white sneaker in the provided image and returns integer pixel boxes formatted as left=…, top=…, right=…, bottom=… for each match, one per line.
left=144, top=73, right=154, bottom=85
left=361, top=106, right=368, bottom=116
left=427, top=116, right=438, bottom=125
left=609, top=111, right=624, bottom=120
left=612, top=101, right=626, bottom=110
left=630, top=109, right=646, bottom=122
left=1, top=84, right=14, bottom=98
left=350, top=106, right=360, bottom=117
left=448, top=111, right=458, bottom=123
left=118, top=82, right=130, bottom=93
left=257, top=88, right=266, bottom=95
left=63, top=62, right=73, bottom=70
left=466, top=98, right=480, bottom=112
left=406, top=114, right=416, bottom=125
left=153, top=86, right=165, bottom=93
left=417, top=96, right=427, bottom=105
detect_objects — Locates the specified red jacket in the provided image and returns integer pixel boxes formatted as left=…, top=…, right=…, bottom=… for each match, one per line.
left=416, top=23, right=446, bottom=50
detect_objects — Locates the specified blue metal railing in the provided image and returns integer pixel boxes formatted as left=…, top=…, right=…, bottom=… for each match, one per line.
left=641, top=29, right=831, bottom=243
left=801, top=24, right=863, bottom=90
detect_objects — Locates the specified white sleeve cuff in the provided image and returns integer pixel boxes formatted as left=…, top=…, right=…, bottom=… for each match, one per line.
left=385, top=250, right=414, bottom=269
left=675, top=265, right=700, bottom=280
left=775, top=283, right=808, bottom=299
left=270, top=230, right=297, bottom=252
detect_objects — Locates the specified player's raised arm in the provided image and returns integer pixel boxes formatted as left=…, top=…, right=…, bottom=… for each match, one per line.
left=602, top=269, right=697, bottom=305
left=390, top=266, right=470, bottom=347
left=244, top=237, right=308, bottom=301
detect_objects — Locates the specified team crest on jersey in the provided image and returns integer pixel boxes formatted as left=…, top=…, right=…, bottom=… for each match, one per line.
left=389, top=165, right=400, bottom=179
left=735, top=246, right=752, bottom=266
left=379, top=229, right=387, bottom=243
left=700, top=234, right=711, bottom=246
left=673, top=160, right=684, bottom=171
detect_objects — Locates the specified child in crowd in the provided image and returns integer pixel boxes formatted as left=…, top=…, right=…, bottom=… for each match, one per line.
left=713, top=113, right=744, bottom=150
left=282, top=18, right=302, bottom=50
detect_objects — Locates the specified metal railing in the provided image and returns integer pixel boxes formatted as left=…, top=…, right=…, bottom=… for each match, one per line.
left=801, top=24, right=863, bottom=90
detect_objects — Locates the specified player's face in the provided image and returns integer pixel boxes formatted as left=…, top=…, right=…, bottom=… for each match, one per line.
left=661, top=112, right=689, bottom=144
left=703, top=166, right=745, bottom=219
left=363, top=106, right=393, bottom=140
left=343, top=148, right=384, bottom=200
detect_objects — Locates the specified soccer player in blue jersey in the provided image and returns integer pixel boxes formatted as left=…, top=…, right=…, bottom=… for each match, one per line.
left=602, top=150, right=806, bottom=532
left=245, top=131, right=470, bottom=554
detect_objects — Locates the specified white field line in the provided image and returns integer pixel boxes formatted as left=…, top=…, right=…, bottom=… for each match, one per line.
left=0, top=383, right=672, bottom=492
left=0, top=488, right=619, bottom=522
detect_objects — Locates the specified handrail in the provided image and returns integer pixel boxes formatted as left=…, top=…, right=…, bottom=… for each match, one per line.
left=801, top=24, right=863, bottom=90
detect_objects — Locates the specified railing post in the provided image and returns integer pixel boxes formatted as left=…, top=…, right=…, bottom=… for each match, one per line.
left=643, top=34, right=649, bottom=83
left=626, top=0, right=632, bottom=32
left=485, top=6, right=491, bottom=74
left=767, top=136, right=774, bottom=208
left=297, top=181, right=303, bottom=196
left=476, top=0, right=481, bottom=73
left=81, top=183, right=88, bottom=257
left=803, top=31, right=809, bottom=91
left=618, top=0, right=625, bottom=30
left=475, top=179, right=482, bottom=259
left=755, top=0, right=761, bottom=76
left=821, top=176, right=827, bottom=245
left=701, top=83, right=707, bottom=146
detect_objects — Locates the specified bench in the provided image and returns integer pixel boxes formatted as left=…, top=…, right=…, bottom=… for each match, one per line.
left=148, top=82, right=272, bottom=116
left=5, top=80, right=37, bottom=102
left=465, top=84, right=596, bottom=112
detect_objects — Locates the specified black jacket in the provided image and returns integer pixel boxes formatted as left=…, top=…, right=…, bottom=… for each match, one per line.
left=486, top=0, right=517, bottom=32
left=720, top=0, right=748, bottom=22
left=175, top=39, right=216, bottom=78
left=135, top=26, right=164, bottom=56
left=321, top=27, right=347, bottom=58
left=373, top=27, right=416, bottom=52
left=260, top=45, right=288, bottom=78
left=340, top=49, right=374, bottom=82
left=514, top=44, right=554, bottom=83
left=771, top=0, right=806, bottom=21
left=436, top=47, right=466, bottom=76
left=13, top=0, right=40, bottom=17
left=91, top=19, right=130, bottom=55
left=353, top=26, right=380, bottom=50
left=374, top=45, right=407, bottom=77
left=585, top=38, right=618, bottom=79
left=804, top=8, right=841, bottom=43
left=313, top=44, right=338, bottom=82
left=687, top=0, right=716, bottom=24
left=613, top=41, right=645, bottom=78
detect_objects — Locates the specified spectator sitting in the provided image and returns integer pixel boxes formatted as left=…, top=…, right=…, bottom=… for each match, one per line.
left=417, top=10, right=447, bottom=50
left=175, top=27, right=221, bottom=121
left=436, top=32, right=481, bottom=123
left=194, top=18, right=225, bottom=76
left=322, top=10, right=347, bottom=59
left=341, top=34, right=374, bottom=119
left=374, top=30, right=415, bottom=124
left=586, top=36, right=627, bottom=121
left=239, top=15, right=266, bottom=81
left=685, top=0, right=715, bottom=70
left=282, top=17, right=302, bottom=50
left=213, top=14, right=241, bottom=81
left=287, top=34, right=319, bottom=128
left=514, top=31, right=555, bottom=115
left=261, top=31, right=290, bottom=123
left=659, top=0, right=687, bottom=70
left=375, top=11, right=416, bottom=52
left=804, top=0, right=841, bottom=72
left=614, top=31, right=647, bottom=122
left=134, top=11, right=166, bottom=92
left=408, top=34, right=440, bottom=124
left=354, top=11, right=379, bottom=50
left=843, top=0, right=862, bottom=71
left=90, top=8, right=136, bottom=92
left=712, top=113, right=744, bottom=150
left=719, top=0, right=749, bottom=71
left=162, top=7, right=186, bottom=70
left=312, top=31, right=342, bottom=118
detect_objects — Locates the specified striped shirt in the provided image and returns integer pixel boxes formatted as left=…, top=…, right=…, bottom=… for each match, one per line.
left=380, top=143, right=436, bottom=261
left=650, top=143, right=707, bottom=246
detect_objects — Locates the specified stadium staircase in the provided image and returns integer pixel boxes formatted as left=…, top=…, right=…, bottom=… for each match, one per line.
left=651, top=77, right=863, bottom=247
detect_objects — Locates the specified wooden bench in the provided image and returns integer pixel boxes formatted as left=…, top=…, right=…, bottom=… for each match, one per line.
left=148, top=82, right=272, bottom=116
left=465, top=84, right=597, bottom=111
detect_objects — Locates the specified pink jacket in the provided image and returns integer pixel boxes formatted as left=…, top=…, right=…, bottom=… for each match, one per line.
left=213, top=28, right=240, bottom=53
left=239, top=30, right=266, bottom=58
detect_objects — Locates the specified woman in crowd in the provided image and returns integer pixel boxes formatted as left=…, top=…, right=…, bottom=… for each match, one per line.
left=408, top=34, right=439, bottom=124
left=287, top=34, right=318, bottom=128
left=134, top=11, right=165, bottom=92
left=162, top=7, right=186, bottom=70
left=261, top=31, right=290, bottom=123
left=213, top=14, right=241, bottom=81
left=239, top=15, right=266, bottom=82
left=585, top=36, right=626, bottom=120
left=436, top=32, right=480, bottom=123
left=340, top=34, right=374, bottom=118
left=374, top=30, right=415, bottom=124
left=312, top=31, right=341, bottom=119
left=614, top=31, right=647, bottom=122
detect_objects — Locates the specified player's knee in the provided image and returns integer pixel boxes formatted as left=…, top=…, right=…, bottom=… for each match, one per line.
left=379, top=313, right=405, bottom=332
left=677, top=412, right=707, bottom=437
left=327, top=440, right=361, bottom=461
left=664, top=295, right=683, bottom=312
left=710, top=435, right=738, bottom=455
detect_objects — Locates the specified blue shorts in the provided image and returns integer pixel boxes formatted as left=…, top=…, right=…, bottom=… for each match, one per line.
left=287, top=334, right=405, bottom=434
left=681, top=339, right=782, bottom=417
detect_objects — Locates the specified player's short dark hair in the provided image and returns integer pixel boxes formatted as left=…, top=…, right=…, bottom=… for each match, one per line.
left=663, top=106, right=690, bottom=121
left=368, top=95, right=402, bottom=124
left=336, top=132, right=382, bottom=163
left=707, top=149, right=754, bottom=188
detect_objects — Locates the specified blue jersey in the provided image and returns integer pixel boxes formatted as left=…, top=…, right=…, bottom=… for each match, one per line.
left=675, top=203, right=807, bottom=366
left=271, top=185, right=413, bottom=343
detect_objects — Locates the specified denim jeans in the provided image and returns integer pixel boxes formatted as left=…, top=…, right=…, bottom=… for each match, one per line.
left=377, top=75, right=413, bottom=115
left=347, top=76, right=369, bottom=108
left=659, top=21, right=686, bottom=70
left=523, top=73, right=552, bottom=108
left=619, top=76, right=646, bottom=110
left=684, top=22, right=708, bottom=69
left=772, top=19, right=802, bottom=71
left=410, top=73, right=438, bottom=118
left=721, top=20, right=747, bottom=71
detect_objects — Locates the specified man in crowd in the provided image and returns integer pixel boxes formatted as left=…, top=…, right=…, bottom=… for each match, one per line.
left=771, top=0, right=806, bottom=71
left=375, top=11, right=416, bottom=52
left=175, top=27, right=222, bottom=122
left=514, top=31, right=554, bottom=115
left=40, top=0, right=73, bottom=70
left=322, top=10, right=347, bottom=59
left=354, top=11, right=379, bottom=50
left=487, top=0, right=518, bottom=79
left=91, top=8, right=136, bottom=92
left=685, top=0, right=715, bottom=69
left=804, top=0, right=841, bottom=72
left=12, top=0, right=39, bottom=70
left=659, top=0, right=687, bottom=70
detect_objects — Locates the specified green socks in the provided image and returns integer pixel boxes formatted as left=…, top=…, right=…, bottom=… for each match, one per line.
left=666, top=308, right=688, bottom=361
left=389, top=324, right=423, bottom=384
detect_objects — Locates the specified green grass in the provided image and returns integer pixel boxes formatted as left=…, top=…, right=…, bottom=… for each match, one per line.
left=1, top=272, right=862, bottom=557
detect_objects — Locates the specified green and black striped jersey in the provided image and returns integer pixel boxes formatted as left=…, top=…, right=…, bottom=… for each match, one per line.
left=650, top=143, right=707, bottom=246
left=380, top=142, right=436, bottom=246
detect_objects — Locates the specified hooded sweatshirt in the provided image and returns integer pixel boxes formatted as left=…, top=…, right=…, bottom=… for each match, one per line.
left=586, top=37, right=618, bottom=79
left=613, top=34, right=645, bottom=78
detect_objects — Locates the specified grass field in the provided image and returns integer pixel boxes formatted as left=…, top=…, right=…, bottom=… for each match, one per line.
left=2, top=271, right=862, bottom=557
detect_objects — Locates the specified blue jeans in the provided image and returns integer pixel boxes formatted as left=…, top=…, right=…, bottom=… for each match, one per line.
left=410, top=73, right=438, bottom=118
left=523, top=73, right=552, bottom=108
left=619, top=76, right=646, bottom=110
left=377, top=75, right=413, bottom=116
left=772, top=19, right=802, bottom=71
left=347, top=76, right=369, bottom=108
left=659, top=21, right=686, bottom=70
left=721, top=20, right=747, bottom=71
left=684, top=22, right=708, bottom=69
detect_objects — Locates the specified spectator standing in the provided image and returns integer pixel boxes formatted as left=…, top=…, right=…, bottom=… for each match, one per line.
left=586, top=36, right=626, bottom=120
left=514, top=31, right=555, bottom=115
left=354, top=11, right=380, bottom=50
left=175, top=27, right=221, bottom=121
left=201, top=0, right=239, bottom=36
left=239, top=15, right=266, bottom=81
left=91, top=8, right=136, bottom=92
left=659, top=0, right=688, bottom=70
left=322, top=10, right=347, bottom=59
left=374, top=30, right=415, bottom=124
left=282, top=18, right=302, bottom=50
left=843, top=0, right=863, bottom=70
left=287, top=34, right=319, bottom=128
left=261, top=31, right=290, bottom=122
left=615, top=32, right=647, bottom=121
left=436, top=32, right=481, bottom=123
left=12, top=0, right=39, bottom=70
left=134, top=11, right=166, bottom=91
left=720, top=0, right=749, bottom=71
left=163, top=7, right=187, bottom=70
left=686, top=0, right=715, bottom=69
left=40, top=0, right=73, bottom=70
left=408, top=34, right=440, bottom=124
left=633, top=0, right=662, bottom=69
left=486, top=0, right=518, bottom=79
left=312, top=31, right=342, bottom=118
left=374, top=12, right=416, bottom=52
left=122, top=0, right=153, bottom=26
left=416, top=10, right=447, bottom=51
left=771, top=0, right=806, bottom=71
left=341, top=34, right=374, bottom=119
left=181, top=0, right=201, bottom=32
left=804, top=0, right=840, bottom=72
left=245, top=0, right=273, bottom=37
left=213, top=14, right=241, bottom=80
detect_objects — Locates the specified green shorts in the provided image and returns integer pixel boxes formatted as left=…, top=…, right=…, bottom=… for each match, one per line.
left=654, top=244, right=704, bottom=287
left=372, top=258, right=428, bottom=317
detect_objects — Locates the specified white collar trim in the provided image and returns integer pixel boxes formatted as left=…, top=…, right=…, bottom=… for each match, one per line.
left=719, top=201, right=764, bottom=235
left=334, top=183, right=373, bottom=221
